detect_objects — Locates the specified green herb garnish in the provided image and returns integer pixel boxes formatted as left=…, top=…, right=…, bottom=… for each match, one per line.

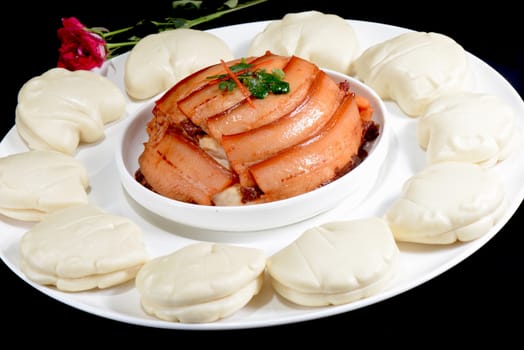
left=209, top=59, right=290, bottom=100
left=247, top=68, right=289, bottom=98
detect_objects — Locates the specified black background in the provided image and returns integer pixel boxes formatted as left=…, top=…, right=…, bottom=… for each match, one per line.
left=1, top=0, right=522, bottom=345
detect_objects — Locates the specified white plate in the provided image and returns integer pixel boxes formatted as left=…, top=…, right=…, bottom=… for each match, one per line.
left=1, top=20, right=523, bottom=331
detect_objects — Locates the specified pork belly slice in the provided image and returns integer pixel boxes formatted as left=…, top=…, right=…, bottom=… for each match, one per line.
left=206, top=55, right=321, bottom=140
left=249, top=93, right=364, bottom=202
left=152, top=57, right=256, bottom=125
left=138, top=129, right=235, bottom=205
left=222, top=71, right=344, bottom=187
left=177, top=53, right=290, bottom=128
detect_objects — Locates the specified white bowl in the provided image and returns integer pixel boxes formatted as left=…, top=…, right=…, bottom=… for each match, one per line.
left=115, top=69, right=389, bottom=231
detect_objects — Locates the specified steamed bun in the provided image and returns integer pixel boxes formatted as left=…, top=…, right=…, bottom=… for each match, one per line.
left=417, top=92, right=520, bottom=167
left=15, top=68, right=126, bottom=154
left=0, top=150, right=89, bottom=221
left=135, top=242, right=266, bottom=323
left=248, top=11, right=359, bottom=74
left=267, top=217, right=399, bottom=306
left=351, top=31, right=473, bottom=116
left=124, top=28, right=233, bottom=100
left=385, top=162, right=505, bottom=244
left=20, top=204, right=149, bottom=292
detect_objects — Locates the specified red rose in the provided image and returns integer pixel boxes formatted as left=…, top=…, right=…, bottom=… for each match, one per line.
left=57, top=17, right=107, bottom=71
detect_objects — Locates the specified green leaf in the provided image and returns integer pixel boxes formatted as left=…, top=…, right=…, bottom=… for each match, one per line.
left=229, top=60, right=253, bottom=73
left=152, top=17, right=189, bottom=30
left=224, top=0, right=239, bottom=8
left=180, top=0, right=268, bottom=28
left=172, top=0, right=203, bottom=10
left=271, top=68, right=285, bottom=80
left=246, top=77, right=269, bottom=99
left=269, top=80, right=290, bottom=94
left=218, top=80, right=237, bottom=92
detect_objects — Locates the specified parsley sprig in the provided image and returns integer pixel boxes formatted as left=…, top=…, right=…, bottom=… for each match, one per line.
left=209, top=59, right=290, bottom=99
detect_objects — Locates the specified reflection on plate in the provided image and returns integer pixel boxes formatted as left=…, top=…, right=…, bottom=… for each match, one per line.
left=1, top=20, right=523, bottom=331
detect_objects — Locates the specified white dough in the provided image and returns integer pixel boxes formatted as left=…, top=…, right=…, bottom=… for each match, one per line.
left=20, top=260, right=143, bottom=292
left=248, top=11, right=360, bottom=74
left=15, top=68, right=126, bottom=154
left=135, top=242, right=266, bottom=323
left=267, top=217, right=399, bottom=306
left=124, top=28, right=233, bottom=100
left=351, top=31, right=473, bottom=117
left=417, top=92, right=520, bottom=167
left=0, top=150, right=89, bottom=221
left=19, top=204, right=149, bottom=292
left=140, top=275, right=264, bottom=323
left=385, top=162, right=506, bottom=244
